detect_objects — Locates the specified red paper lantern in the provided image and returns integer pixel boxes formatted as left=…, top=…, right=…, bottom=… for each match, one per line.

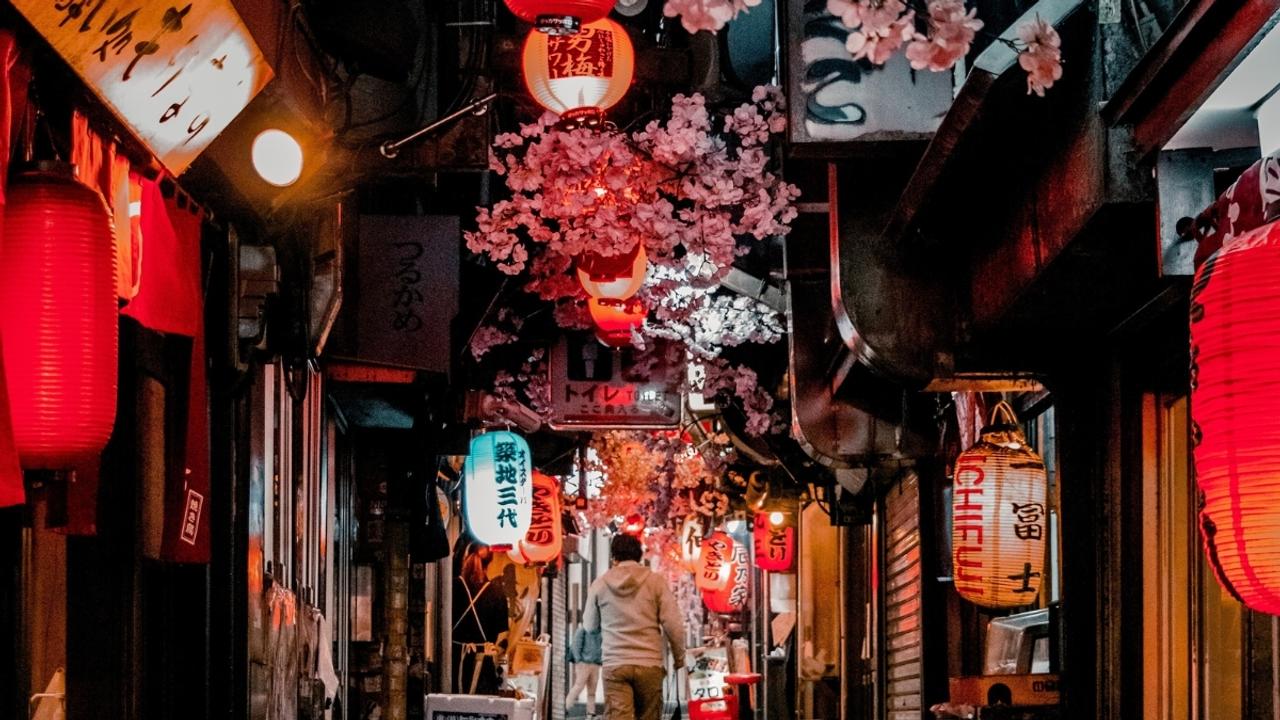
left=1191, top=220, right=1280, bottom=613
left=510, top=471, right=564, bottom=565
left=695, top=531, right=735, bottom=592
left=621, top=512, right=646, bottom=537
left=589, top=297, right=646, bottom=347
left=702, top=535, right=750, bottom=614
left=752, top=511, right=795, bottom=572
left=0, top=165, right=118, bottom=470
left=523, top=18, right=634, bottom=121
left=577, top=243, right=647, bottom=300
left=504, top=0, right=615, bottom=34
left=951, top=402, right=1047, bottom=609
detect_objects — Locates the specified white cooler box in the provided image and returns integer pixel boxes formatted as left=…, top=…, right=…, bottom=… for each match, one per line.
left=425, top=694, right=535, bottom=720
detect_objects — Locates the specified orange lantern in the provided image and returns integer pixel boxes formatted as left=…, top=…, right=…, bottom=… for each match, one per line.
left=702, top=535, right=750, bottom=614
left=577, top=243, right=647, bottom=300
left=695, top=531, right=734, bottom=592
left=951, top=402, right=1047, bottom=609
left=589, top=297, right=646, bottom=347
left=523, top=18, right=634, bottom=121
left=752, top=511, right=795, bottom=572
left=510, top=471, right=563, bottom=565
left=621, top=512, right=646, bottom=537
left=680, top=515, right=705, bottom=572
left=504, top=0, right=615, bottom=34
left=1191, top=220, right=1280, bottom=613
left=0, top=165, right=118, bottom=470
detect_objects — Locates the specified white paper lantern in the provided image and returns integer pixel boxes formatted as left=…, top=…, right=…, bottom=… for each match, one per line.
left=464, top=430, right=533, bottom=548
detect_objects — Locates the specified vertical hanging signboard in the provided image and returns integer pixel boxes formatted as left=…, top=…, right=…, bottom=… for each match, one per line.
left=13, top=0, right=274, bottom=174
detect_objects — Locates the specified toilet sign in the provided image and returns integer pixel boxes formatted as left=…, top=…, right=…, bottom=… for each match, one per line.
left=548, top=336, right=681, bottom=429
left=13, top=0, right=273, bottom=174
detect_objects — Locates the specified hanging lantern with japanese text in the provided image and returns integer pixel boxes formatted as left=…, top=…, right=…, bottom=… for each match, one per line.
left=680, top=515, right=705, bottom=572
left=695, top=530, right=734, bottom=592
left=0, top=165, right=118, bottom=470
left=1191, top=220, right=1280, bottom=613
left=503, top=0, right=615, bottom=34
left=464, top=430, right=533, bottom=549
left=702, top=533, right=750, bottom=614
left=951, top=402, right=1048, bottom=609
left=522, top=18, right=634, bottom=121
left=753, top=510, right=795, bottom=573
left=510, top=471, right=563, bottom=565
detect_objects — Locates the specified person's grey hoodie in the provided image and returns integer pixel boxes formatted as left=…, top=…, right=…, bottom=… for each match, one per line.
left=583, top=561, right=687, bottom=669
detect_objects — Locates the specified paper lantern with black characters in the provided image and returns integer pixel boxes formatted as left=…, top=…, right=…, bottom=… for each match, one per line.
left=577, top=243, right=647, bottom=300
left=464, top=431, right=533, bottom=549
left=702, top=534, right=750, bottom=614
left=951, top=402, right=1047, bottom=608
left=504, top=0, right=615, bottom=34
left=1190, top=220, right=1280, bottom=613
left=753, top=511, right=795, bottom=572
left=695, top=530, right=734, bottom=592
left=523, top=18, right=634, bottom=121
left=510, top=471, right=563, bottom=565
left=0, top=164, right=118, bottom=470
left=680, top=515, right=705, bottom=572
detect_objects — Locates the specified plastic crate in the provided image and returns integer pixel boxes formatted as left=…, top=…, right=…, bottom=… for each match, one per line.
left=689, top=695, right=739, bottom=720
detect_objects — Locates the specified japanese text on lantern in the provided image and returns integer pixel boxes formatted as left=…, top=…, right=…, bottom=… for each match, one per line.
left=527, top=480, right=554, bottom=544
left=953, top=460, right=986, bottom=596
left=15, top=0, right=272, bottom=174
left=702, top=537, right=728, bottom=584
left=547, top=27, right=613, bottom=80
left=493, top=439, right=528, bottom=529
left=391, top=240, right=426, bottom=333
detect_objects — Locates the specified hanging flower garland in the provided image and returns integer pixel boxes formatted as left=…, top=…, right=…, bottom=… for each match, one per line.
left=661, top=0, right=1065, bottom=95
left=467, top=86, right=799, bottom=360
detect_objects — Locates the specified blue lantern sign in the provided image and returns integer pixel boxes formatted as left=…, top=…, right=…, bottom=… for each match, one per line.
left=464, top=431, right=533, bottom=548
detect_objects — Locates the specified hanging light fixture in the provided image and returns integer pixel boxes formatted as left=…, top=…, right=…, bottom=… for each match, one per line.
left=463, top=430, right=534, bottom=549
left=0, top=164, right=118, bottom=470
left=752, top=510, right=795, bottom=572
left=1191, top=220, right=1280, bottom=613
left=577, top=243, right=647, bottom=300
left=951, top=401, right=1048, bottom=609
left=589, top=296, right=646, bottom=347
left=504, top=0, right=616, bottom=34
left=702, top=534, right=750, bottom=614
left=621, top=512, right=646, bottom=537
left=695, top=530, right=735, bottom=592
left=523, top=18, right=635, bottom=122
left=510, top=471, right=564, bottom=565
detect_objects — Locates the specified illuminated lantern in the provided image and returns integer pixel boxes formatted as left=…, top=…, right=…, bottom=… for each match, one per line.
left=621, top=512, right=646, bottom=537
left=702, top=536, right=750, bottom=614
left=0, top=165, right=118, bottom=470
left=951, top=402, right=1047, bottom=609
left=523, top=19, right=635, bottom=121
left=695, top=531, right=734, bottom=592
left=510, top=471, right=563, bottom=565
left=753, top=511, right=795, bottom=572
left=589, top=297, right=646, bottom=347
left=577, top=243, right=647, bottom=300
left=1191, top=220, right=1280, bottom=613
left=504, top=0, right=615, bottom=34
left=464, top=431, right=533, bottom=549
left=680, top=516, right=705, bottom=572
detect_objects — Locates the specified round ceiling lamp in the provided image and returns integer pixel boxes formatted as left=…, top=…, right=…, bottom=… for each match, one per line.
left=504, top=0, right=616, bottom=34
left=251, top=129, right=304, bottom=187
left=523, top=18, right=634, bottom=121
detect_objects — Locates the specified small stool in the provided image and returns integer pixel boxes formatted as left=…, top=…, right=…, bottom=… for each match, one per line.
left=725, top=673, right=762, bottom=720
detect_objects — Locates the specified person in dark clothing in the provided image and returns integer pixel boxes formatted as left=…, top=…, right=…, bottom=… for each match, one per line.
left=566, top=625, right=603, bottom=717
left=452, top=544, right=509, bottom=694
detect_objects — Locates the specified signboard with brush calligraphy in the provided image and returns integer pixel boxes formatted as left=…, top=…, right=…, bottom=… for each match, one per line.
left=15, top=0, right=273, bottom=174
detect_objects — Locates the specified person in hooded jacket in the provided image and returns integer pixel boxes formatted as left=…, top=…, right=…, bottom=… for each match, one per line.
left=583, top=533, right=687, bottom=720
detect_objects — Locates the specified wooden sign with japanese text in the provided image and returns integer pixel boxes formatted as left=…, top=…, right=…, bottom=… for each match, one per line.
left=15, top=0, right=273, bottom=174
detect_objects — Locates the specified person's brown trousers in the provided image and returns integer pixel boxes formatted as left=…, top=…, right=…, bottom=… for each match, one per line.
left=603, top=665, right=665, bottom=720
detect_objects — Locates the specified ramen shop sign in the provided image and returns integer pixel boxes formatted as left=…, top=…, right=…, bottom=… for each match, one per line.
left=14, top=0, right=273, bottom=174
